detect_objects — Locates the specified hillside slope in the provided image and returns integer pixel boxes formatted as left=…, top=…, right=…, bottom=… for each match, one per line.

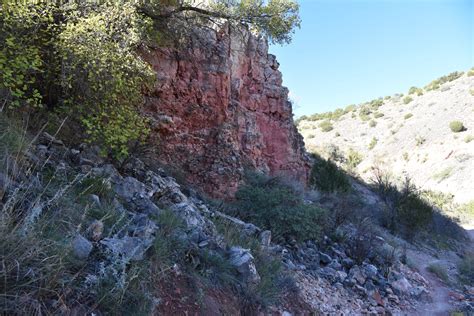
left=298, top=72, right=474, bottom=211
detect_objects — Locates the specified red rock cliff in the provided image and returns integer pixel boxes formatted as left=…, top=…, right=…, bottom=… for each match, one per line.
left=142, top=27, right=310, bottom=198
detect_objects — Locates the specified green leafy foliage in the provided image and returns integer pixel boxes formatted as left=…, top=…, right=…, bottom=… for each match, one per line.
left=0, top=3, right=57, bottom=108
left=58, top=3, right=155, bottom=159
left=0, top=2, right=155, bottom=159
left=206, top=0, right=300, bottom=44
left=234, top=172, right=327, bottom=242
left=309, top=154, right=350, bottom=193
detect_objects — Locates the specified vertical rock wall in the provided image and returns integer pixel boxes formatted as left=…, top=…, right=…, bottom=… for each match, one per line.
left=142, top=26, right=310, bottom=198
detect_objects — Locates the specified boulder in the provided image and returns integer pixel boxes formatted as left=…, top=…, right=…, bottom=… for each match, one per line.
left=228, top=246, right=260, bottom=284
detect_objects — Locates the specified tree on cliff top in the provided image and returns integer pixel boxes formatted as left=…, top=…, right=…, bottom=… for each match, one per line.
left=138, top=0, right=301, bottom=45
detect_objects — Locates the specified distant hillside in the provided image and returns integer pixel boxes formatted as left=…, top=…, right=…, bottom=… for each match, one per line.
left=298, top=70, right=474, bottom=222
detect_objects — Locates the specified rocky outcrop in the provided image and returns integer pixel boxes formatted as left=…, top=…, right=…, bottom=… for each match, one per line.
left=142, top=26, right=310, bottom=198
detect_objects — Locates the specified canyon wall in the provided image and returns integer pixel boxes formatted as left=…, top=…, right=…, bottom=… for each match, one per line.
left=142, top=26, right=310, bottom=198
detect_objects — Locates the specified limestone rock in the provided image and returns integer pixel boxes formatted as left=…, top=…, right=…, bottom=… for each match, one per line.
left=101, top=236, right=152, bottom=261
left=228, top=246, right=260, bottom=284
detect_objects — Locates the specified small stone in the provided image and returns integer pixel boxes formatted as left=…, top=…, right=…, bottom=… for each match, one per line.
left=349, top=266, right=367, bottom=285
left=342, top=258, right=355, bottom=269
left=319, top=252, right=332, bottom=264
left=198, top=240, right=209, bottom=248
left=88, top=220, right=104, bottom=241
left=329, top=260, right=342, bottom=270
left=354, top=284, right=367, bottom=296
left=89, top=194, right=101, bottom=207
left=72, top=234, right=93, bottom=259
left=335, top=270, right=348, bottom=282
left=363, top=264, right=378, bottom=279
left=372, top=290, right=385, bottom=307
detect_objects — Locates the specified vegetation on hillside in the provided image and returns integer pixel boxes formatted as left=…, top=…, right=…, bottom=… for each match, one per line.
left=233, top=172, right=327, bottom=242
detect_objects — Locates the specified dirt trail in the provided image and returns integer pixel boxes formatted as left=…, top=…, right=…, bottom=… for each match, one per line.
left=408, top=225, right=473, bottom=315
left=408, top=251, right=452, bottom=315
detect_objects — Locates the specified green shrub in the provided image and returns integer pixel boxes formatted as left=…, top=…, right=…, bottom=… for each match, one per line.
left=368, top=137, right=378, bottom=150
left=373, top=172, right=433, bottom=238
left=368, top=98, right=383, bottom=109
left=467, top=68, right=474, bottom=77
left=470, top=89, right=474, bottom=96
left=319, top=120, right=334, bottom=132
left=458, top=253, right=474, bottom=284
left=346, top=148, right=363, bottom=170
left=433, top=166, right=454, bottom=182
left=369, top=120, right=377, bottom=128
left=359, top=106, right=372, bottom=121
left=408, top=86, right=423, bottom=96
left=403, top=96, right=413, bottom=104
left=234, top=173, right=327, bottom=242
left=425, top=71, right=463, bottom=91
left=373, top=112, right=384, bottom=118
left=404, top=113, right=413, bottom=120
left=427, top=263, right=449, bottom=283
left=309, top=154, right=350, bottom=193
left=449, top=121, right=465, bottom=133
left=415, top=135, right=426, bottom=146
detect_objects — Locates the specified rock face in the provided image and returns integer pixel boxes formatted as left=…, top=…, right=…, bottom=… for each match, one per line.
left=142, top=26, right=310, bottom=198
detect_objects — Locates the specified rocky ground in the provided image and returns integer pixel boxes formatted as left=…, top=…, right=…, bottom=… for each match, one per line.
left=2, top=129, right=473, bottom=315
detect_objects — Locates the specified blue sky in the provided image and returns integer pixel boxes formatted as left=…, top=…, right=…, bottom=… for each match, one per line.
left=269, top=0, right=473, bottom=117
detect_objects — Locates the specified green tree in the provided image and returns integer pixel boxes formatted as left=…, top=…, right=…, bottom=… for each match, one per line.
left=139, top=0, right=301, bottom=45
